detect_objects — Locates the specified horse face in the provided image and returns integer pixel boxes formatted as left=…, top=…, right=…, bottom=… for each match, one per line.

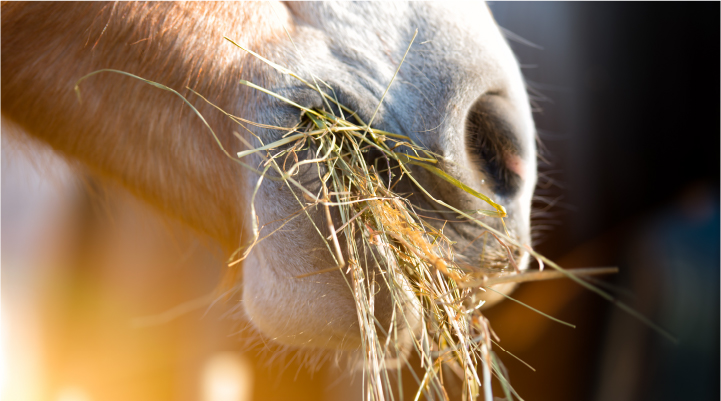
left=239, top=2, right=536, bottom=349
left=1, top=1, right=535, bottom=351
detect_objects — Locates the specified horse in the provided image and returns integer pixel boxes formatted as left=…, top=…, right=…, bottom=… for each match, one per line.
left=2, top=0, right=535, bottom=368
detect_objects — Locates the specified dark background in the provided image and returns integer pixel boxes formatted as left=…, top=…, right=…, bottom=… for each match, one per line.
left=484, top=2, right=719, bottom=401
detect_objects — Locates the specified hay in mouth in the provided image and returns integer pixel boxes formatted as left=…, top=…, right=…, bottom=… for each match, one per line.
left=217, top=32, right=573, bottom=400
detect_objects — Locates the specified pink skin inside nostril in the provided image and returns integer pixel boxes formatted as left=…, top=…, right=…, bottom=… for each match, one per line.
left=505, top=153, right=525, bottom=180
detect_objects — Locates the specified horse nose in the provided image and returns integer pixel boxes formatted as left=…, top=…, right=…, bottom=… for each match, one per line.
left=464, top=93, right=529, bottom=199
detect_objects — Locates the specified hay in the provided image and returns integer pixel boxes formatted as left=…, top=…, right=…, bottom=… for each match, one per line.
left=218, top=33, right=578, bottom=401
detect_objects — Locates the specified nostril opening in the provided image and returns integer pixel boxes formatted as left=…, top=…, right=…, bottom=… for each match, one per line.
left=465, top=94, right=524, bottom=198
left=505, top=152, right=525, bottom=180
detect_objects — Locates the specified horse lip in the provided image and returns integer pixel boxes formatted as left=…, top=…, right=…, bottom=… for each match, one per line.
left=322, top=78, right=410, bottom=139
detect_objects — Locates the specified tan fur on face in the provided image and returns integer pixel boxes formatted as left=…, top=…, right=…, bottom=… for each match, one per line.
left=2, top=2, right=292, bottom=250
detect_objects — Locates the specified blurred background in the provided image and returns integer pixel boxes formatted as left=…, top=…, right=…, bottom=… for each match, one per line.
left=2, top=3, right=719, bottom=401
left=486, top=2, right=720, bottom=401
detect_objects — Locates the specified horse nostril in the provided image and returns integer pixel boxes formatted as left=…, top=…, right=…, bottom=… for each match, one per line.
left=465, top=94, right=525, bottom=198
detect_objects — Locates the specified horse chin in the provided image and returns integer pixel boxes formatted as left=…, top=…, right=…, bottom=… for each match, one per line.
left=240, top=243, right=422, bottom=352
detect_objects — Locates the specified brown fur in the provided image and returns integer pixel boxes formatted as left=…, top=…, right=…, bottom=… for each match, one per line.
left=2, top=1, right=290, bottom=251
